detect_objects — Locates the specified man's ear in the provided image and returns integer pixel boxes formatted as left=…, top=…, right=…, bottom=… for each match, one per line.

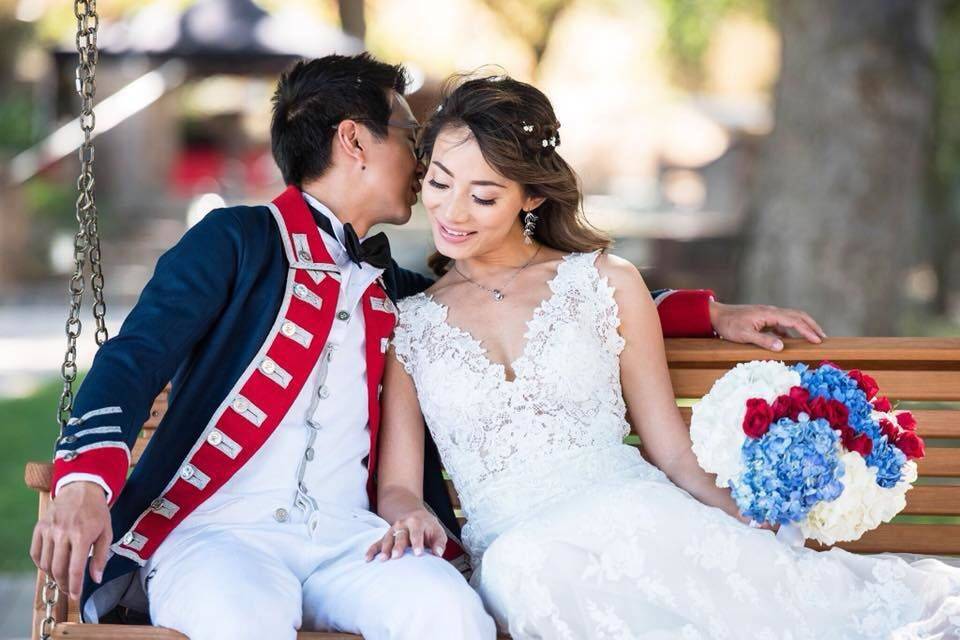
left=335, top=120, right=366, bottom=166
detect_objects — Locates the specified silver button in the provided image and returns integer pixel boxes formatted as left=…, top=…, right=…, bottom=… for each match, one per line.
left=206, top=431, right=223, bottom=446
left=294, top=284, right=309, bottom=297
left=63, top=451, right=77, bottom=461
left=122, top=532, right=135, bottom=545
left=305, top=448, right=315, bottom=461
left=180, top=464, right=195, bottom=480
left=336, top=310, right=350, bottom=322
left=281, top=321, right=296, bottom=336
left=298, top=250, right=311, bottom=261
left=318, top=386, right=330, bottom=400
left=274, top=508, right=289, bottom=523
left=61, top=435, right=77, bottom=444
left=232, top=397, right=249, bottom=413
left=260, top=359, right=276, bottom=375
left=150, top=498, right=164, bottom=510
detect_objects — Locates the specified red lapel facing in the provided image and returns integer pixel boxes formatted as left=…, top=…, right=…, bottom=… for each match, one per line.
left=362, top=282, right=398, bottom=506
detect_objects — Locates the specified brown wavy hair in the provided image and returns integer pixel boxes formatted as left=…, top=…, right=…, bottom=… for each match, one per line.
left=420, top=74, right=611, bottom=276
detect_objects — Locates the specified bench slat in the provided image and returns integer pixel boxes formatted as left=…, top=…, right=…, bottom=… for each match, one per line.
left=665, top=338, right=960, bottom=363
left=670, top=369, right=960, bottom=401
left=820, top=524, right=960, bottom=555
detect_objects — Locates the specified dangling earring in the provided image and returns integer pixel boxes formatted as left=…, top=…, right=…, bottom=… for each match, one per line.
left=523, top=210, right=538, bottom=244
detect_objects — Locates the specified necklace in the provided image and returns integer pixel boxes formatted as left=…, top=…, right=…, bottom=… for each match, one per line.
left=453, top=245, right=543, bottom=302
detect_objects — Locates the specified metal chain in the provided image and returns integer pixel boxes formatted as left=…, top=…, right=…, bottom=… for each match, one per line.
left=44, top=3, right=102, bottom=638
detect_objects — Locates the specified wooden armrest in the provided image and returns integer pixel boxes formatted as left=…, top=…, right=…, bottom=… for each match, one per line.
left=25, top=461, right=53, bottom=493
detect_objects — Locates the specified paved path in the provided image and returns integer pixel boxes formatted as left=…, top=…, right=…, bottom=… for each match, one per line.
left=0, top=572, right=34, bottom=640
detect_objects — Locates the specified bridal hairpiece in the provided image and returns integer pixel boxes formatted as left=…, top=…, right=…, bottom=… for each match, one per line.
left=519, top=120, right=561, bottom=154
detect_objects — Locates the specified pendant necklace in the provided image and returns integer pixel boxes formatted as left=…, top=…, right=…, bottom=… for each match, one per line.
left=452, top=245, right=542, bottom=302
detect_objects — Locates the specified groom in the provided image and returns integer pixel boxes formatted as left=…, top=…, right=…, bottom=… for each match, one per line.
left=32, top=53, right=826, bottom=638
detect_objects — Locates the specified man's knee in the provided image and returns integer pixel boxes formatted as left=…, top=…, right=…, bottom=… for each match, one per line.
left=376, top=555, right=495, bottom=638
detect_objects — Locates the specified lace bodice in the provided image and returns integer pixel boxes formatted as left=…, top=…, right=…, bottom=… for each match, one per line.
left=394, top=251, right=664, bottom=559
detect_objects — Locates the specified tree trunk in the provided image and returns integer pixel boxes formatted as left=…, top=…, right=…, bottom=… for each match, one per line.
left=740, top=0, right=940, bottom=335
left=338, top=0, right=366, bottom=42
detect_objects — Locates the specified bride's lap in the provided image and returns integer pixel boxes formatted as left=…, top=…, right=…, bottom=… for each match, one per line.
left=475, top=477, right=960, bottom=639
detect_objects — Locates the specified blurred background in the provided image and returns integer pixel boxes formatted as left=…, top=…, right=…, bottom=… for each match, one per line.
left=0, top=0, right=958, bottom=636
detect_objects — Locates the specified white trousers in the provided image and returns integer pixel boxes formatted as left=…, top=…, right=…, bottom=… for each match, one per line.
left=140, top=500, right=496, bottom=640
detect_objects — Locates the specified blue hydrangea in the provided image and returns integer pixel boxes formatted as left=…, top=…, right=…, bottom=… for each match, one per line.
left=731, top=415, right=845, bottom=525
left=790, top=363, right=903, bottom=486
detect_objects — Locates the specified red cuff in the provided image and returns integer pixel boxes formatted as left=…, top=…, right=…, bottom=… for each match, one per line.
left=656, top=289, right=716, bottom=338
left=51, top=447, right=129, bottom=506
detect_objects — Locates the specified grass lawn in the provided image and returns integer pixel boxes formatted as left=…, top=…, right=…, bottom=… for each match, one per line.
left=0, top=376, right=82, bottom=572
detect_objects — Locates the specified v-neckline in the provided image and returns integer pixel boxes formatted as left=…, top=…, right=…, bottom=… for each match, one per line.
left=421, top=253, right=578, bottom=384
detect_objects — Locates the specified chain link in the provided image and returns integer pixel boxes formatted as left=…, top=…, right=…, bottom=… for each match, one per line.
left=45, top=2, right=103, bottom=638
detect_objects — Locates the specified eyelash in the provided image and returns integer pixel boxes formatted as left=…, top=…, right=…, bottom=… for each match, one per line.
left=427, top=179, right=497, bottom=206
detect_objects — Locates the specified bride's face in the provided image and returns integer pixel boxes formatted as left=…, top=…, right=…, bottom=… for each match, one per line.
left=422, top=126, right=543, bottom=261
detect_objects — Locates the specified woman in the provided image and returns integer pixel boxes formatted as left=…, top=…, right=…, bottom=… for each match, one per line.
left=368, top=75, right=960, bottom=639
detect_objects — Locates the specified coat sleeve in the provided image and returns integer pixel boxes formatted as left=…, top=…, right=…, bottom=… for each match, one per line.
left=51, top=208, right=245, bottom=505
left=651, top=288, right=717, bottom=338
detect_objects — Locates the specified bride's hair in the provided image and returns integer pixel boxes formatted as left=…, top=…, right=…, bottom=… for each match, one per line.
left=420, top=73, right=611, bottom=276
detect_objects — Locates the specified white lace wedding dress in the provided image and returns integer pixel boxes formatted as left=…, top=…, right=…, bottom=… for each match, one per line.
left=393, top=251, right=960, bottom=640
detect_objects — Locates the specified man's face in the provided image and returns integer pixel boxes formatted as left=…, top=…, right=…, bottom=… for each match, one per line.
left=360, top=91, right=423, bottom=226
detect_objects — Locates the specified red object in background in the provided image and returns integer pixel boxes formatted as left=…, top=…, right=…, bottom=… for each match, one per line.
left=171, top=147, right=226, bottom=195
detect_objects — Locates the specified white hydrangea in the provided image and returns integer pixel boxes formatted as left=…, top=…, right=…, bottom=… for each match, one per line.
left=690, top=360, right=800, bottom=488
left=801, top=450, right=917, bottom=545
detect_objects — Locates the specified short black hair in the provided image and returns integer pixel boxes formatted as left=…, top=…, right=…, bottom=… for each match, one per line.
left=270, top=53, right=408, bottom=186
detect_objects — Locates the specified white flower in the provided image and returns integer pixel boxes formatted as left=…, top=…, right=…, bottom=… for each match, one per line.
left=801, top=451, right=916, bottom=545
left=690, top=361, right=800, bottom=487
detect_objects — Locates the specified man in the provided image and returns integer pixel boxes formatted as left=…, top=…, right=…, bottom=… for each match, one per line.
left=31, top=53, right=825, bottom=639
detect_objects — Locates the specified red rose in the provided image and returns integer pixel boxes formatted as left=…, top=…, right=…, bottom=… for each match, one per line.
left=824, top=399, right=849, bottom=429
left=879, top=418, right=899, bottom=442
left=896, top=411, right=917, bottom=431
left=808, top=396, right=829, bottom=421
left=843, top=432, right=874, bottom=457
left=872, top=396, right=892, bottom=412
left=894, top=431, right=925, bottom=460
left=788, top=386, right=811, bottom=407
left=771, top=396, right=793, bottom=421
left=743, top=398, right=774, bottom=438
left=849, top=369, right=879, bottom=400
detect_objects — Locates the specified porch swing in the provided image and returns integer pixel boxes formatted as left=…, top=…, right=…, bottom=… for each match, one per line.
left=21, top=2, right=960, bottom=640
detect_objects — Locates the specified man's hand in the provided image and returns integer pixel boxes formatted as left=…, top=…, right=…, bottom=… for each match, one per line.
left=30, top=481, right=112, bottom=600
left=709, top=301, right=826, bottom=351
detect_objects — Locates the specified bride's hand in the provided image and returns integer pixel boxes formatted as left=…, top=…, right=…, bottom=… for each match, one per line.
left=365, top=509, right=447, bottom=562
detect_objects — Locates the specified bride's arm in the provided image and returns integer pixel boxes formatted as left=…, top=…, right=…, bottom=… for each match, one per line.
left=366, top=349, right=447, bottom=560
left=599, top=254, right=748, bottom=523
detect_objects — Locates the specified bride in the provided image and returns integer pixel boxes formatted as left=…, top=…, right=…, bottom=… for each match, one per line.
left=367, top=75, right=960, bottom=639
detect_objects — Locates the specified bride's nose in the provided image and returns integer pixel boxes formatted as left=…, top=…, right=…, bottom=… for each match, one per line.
left=438, top=197, right=471, bottom=225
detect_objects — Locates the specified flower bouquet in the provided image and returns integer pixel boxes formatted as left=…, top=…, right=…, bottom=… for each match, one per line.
left=690, top=360, right=925, bottom=545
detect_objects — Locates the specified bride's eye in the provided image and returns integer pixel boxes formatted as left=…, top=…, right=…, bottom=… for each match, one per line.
left=472, top=196, right=496, bottom=206
left=428, top=179, right=449, bottom=190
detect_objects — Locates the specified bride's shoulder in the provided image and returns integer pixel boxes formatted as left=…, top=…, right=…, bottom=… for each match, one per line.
left=591, top=252, right=650, bottom=298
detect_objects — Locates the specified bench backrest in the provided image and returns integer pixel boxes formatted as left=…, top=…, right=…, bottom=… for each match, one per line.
left=130, top=338, right=960, bottom=555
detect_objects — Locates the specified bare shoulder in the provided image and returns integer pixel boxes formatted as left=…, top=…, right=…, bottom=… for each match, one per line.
left=594, top=252, right=650, bottom=298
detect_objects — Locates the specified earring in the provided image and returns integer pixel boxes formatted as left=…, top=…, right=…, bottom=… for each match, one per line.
left=523, top=210, right=538, bottom=244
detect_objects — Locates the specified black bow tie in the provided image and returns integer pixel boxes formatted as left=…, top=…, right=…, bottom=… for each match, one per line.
left=308, top=206, right=392, bottom=270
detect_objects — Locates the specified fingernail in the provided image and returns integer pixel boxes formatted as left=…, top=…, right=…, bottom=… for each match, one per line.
left=95, top=571, right=103, bottom=583
left=414, top=547, right=423, bottom=556
left=773, top=340, right=783, bottom=351
left=377, top=553, right=388, bottom=562
left=391, top=549, right=401, bottom=559
left=435, top=545, right=444, bottom=556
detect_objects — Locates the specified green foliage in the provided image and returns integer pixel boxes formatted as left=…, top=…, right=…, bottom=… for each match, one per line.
left=654, top=0, right=769, bottom=88
left=935, top=1, right=960, bottom=209
left=0, top=377, right=77, bottom=572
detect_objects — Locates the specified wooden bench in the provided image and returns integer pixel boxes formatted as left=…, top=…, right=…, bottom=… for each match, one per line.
left=23, top=337, right=960, bottom=639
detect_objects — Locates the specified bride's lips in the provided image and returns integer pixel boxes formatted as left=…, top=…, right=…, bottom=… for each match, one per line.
left=436, top=221, right=477, bottom=244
